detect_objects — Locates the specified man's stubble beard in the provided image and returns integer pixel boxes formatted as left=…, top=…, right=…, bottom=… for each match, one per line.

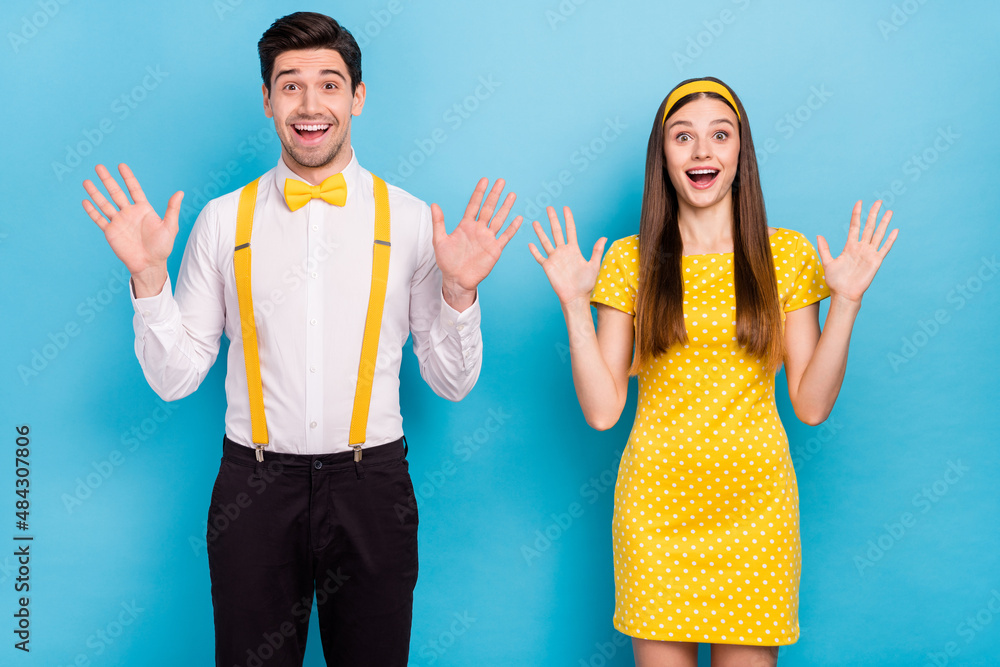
left=280, top=120, right=351, bottom=171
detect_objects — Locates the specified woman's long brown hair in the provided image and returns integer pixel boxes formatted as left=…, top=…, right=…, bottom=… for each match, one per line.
left=629, top=77, right=785, bottom=376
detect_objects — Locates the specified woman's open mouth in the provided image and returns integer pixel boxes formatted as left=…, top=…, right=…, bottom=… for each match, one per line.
left=292, top=123, right=331, bottom=146
left=686, top=168, right=720, bottom=190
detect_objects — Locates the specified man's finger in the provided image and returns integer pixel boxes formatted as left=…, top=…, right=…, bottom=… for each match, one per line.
left=496, top=216, right=523, bottom=249
left=81, top=199, right=109, bottom=231
left=489, top=191, right=516, bottom=234
left=477, top=178, right=505, bottom=224
left=431, top=202, right=448, bottom=242
left=119, top=163, right=148, bottom=205
left=163, top=191, right=185, bottom=230
left=95, top=163, right=132, bottom=210
left=83, top=177, right=120, bottom=220
left=461, top=178, right=489, bottom=222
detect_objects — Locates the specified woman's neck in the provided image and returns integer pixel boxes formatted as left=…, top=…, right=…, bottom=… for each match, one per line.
left=676, top=191, right=735, bottom=254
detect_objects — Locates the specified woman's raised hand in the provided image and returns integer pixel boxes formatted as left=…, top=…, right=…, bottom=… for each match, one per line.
left=528, top=206, right=607, bottom=307
left=817, top=200, right=899, bottom=304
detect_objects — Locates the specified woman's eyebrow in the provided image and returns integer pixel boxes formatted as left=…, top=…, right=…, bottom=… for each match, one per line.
left=666, top=118, right=735, bottom=130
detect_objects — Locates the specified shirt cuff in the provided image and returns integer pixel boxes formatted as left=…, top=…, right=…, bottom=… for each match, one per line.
left=438, top=289, right=481, bottom=374
left=439, top=288, right=481, bottom=331
left=130, top=274, right=174, bottom=325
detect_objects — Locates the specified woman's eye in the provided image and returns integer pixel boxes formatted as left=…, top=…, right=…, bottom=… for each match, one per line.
left=714, top=131, right=728, bottom=140
left=677, top=133, right=691, bottom=142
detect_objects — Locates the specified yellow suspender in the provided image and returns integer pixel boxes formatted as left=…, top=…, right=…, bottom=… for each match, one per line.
left=349, top=174, right=391, bottom=452
left=233, top=173, right=391, bottom=462
left=234, top=177, right=268, bottom=460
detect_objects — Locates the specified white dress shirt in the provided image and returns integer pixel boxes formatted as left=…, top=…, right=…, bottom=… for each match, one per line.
left=129, top=149, right=483, bottom=454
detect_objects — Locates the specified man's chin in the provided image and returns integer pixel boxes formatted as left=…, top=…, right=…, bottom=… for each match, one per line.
left=281, top=136, right=348, bottom=170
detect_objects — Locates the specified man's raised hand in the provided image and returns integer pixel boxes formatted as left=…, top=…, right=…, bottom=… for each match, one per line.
left=430, top=177, right=522, bottom=311
left=82, top=163, right=183, bottom=297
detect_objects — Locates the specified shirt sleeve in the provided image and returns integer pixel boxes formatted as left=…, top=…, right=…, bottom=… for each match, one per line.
left=407, top=203, right=482, bottom=401
left=130, top=201, right=227, bottom=400
left=590, top=237, right=638, bottom=315
left=783, top=232, right=831, bottom=312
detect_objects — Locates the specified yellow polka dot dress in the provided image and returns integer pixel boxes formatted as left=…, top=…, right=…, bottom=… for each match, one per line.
left=590, top=228, right=831, bottom=646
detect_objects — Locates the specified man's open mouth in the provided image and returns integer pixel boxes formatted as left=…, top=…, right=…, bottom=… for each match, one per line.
left=292, top=123, right=331, bottom=142
left=686, top=168, right=719, bottom=188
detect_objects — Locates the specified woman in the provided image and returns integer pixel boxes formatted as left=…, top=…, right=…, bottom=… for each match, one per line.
left=528, top=77, right=897, bottom=666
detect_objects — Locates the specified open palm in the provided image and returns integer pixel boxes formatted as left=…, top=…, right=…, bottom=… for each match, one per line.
left=817, top=200, right=899, bottom=303
left=529, top=206, right=607, bottom=307
left=82, top=163, right=183, bottom=275
left=431, top=177, right=522, bottom=292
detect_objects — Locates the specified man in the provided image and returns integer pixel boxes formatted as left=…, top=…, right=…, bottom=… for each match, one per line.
left=81, top=12, right=521, bottom=666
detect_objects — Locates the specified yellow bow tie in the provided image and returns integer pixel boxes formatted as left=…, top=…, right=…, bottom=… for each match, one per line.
left=283, top=172, right=348, bottom=211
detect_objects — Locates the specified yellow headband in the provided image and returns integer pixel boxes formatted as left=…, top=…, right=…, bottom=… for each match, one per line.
left=662, top=80, right=741, bottom=124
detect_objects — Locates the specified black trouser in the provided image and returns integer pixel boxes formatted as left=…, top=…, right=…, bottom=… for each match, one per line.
left=207, top=434, right=419, bottom=667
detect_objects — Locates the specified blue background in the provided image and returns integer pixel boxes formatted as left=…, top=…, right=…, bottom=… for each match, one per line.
left=2, top=1, right=998, bottom=665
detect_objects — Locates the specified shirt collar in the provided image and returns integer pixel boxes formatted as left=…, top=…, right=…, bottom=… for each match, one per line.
left=273, top=146, right=361, bottom=208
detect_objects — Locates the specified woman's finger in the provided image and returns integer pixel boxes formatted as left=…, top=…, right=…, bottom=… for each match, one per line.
left=532, top=219, right=555, bottom=255
left=546, top=206, right=565, bottom=247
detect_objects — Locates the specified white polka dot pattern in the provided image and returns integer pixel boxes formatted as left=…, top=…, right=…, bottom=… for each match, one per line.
left=588, top=228, right=830, bottom=645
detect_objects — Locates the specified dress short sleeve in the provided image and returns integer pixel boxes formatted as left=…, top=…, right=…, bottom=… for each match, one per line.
left=590, top=236, right=638, bottom=315
left=784, top=232, right=831, bottom=312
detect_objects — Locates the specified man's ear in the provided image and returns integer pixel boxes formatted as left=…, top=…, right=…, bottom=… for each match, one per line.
left=351, top=81, right=366, bottom=117
left=262, top=84, right=273, bottom=118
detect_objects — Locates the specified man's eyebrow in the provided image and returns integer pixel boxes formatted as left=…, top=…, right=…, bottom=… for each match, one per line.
left=274, top=68, right=347, bottom=82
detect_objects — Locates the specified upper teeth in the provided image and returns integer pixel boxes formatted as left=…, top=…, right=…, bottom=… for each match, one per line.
left=688, top=169, right=718, bottom=174
left=295, top=124, right=329, bottom=131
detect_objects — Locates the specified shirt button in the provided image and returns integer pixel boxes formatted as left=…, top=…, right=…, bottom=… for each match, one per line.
left=464, top=349, right=471, bottom=357
left=310, top=319, right=317, bottom=326
left=312, top=225, right=318, bottom=231
left=311, top=272, right=318, bottom=279
left=456, top=324, right=465, bottom=331
left=310, top=365, right=317, bottom=373
left=310, top=421, right=318, bottom=429
left=313, top=460, right=323, bottom=470
left=447, top=320, right=455, bottom=327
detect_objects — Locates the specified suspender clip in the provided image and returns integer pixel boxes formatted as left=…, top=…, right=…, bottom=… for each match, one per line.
left=352, top=444, right=362, bottom=462
left=255, top=444, right=266, bottom=462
